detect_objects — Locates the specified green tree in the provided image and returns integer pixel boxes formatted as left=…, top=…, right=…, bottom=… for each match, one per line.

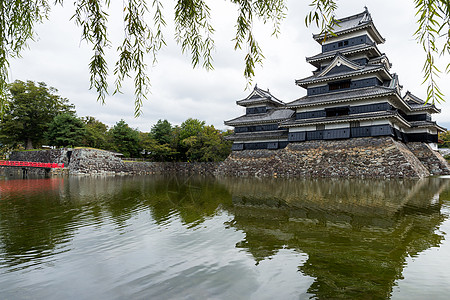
left=45, top=113, right=86, bottom=147
left=150, top=119, right=173, bottom=145
left=175, top=118, right=206, bottom=160
left=0, top=80, right=74, bottom=149
left=146, top=120, right=179, bottom=161
left=81, top=116, right=110, bottom=149
left=183, top=125, right=232, bottom=162
left=179, top=118, right=206, bottom=142
left=439, top=131, right=450, bottom=148
left=110, top=119, right=141, bottom=157
left=140, top=132, right=178, bottom=161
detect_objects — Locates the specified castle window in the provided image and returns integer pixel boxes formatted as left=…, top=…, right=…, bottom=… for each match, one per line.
left=350, top=121, right=360, bottom=128
left=338, top=41, right=343, bottom=47
left=326, top=106, right=350, bottom=117
left=329, top=80, right=351, bottom=91
left=316, top=124, right=325, bottom=130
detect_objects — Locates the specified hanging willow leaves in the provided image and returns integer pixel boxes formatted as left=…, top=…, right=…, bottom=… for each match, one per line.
left=0, top=0, right=288, bottom=116
left=1, top=0, right=449, bottom=116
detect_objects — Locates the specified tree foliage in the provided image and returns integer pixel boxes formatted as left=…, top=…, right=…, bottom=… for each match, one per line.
left=0, top=80, right=74, bottom=149
left=0, top=81, right=232, bottom=159
left=143, top=118, right=231, bottom=162
left=439, top=130, right=450, bottom=148
left=1, top=0, right=286, bottom=116
left=45, top=113, right=86, bottom=147
left=81, top=116, right=111, bottom=149
left=183, top=125, right=232, bottom=162
left=413, top=0, right=450, bottom=103
left=150, top=119, right=172, bottom=145
left=109, top=119, right=141, bottom=157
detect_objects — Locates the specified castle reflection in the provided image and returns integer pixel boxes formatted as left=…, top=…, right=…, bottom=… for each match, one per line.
left=219, top=177, right=450, bottom=299
left=1, top=175, right=449, bottom=299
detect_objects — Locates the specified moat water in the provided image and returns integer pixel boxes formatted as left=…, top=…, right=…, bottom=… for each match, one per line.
left=1, top=175, right=450, bottom=299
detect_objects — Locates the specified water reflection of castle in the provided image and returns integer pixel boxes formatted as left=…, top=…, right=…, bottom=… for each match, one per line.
left=1, top=176, right=449, bottom=299
left=220, top=177, right=450, bottom=299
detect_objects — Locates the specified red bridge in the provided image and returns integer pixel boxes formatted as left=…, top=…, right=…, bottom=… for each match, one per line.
left=0, top=160, right=64, bottom=168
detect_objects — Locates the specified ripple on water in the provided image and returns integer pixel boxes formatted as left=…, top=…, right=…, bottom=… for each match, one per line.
left=2, top=176, right=450, bottom=299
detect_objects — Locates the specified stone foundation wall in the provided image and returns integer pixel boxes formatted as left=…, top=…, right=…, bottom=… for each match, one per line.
left=7, top=138, right=449, bottom=178
left=68, top=148, right=125, bottom=175
left=407, top=143, right=450, bottom=175
left=10, top=149, right=69, bottom=165
left=66, top=148, right=218, bottom=175
left=215, top=137, right=434, bottom=178
left=8, top=148, right=218, bottom=176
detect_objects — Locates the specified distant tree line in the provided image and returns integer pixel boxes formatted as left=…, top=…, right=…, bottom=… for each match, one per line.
left=0, top=80, right=232, bottom=161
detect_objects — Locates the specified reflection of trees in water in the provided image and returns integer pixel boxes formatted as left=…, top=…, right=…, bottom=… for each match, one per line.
left=1, top=175, right=449, bottom=299
left=0, top=176, right=232, bottom=270
left=219, top=177, right=450, bottom=299
left=138, top=176, right=232, bottom=227
left=0, top=178, right=79, bottom=270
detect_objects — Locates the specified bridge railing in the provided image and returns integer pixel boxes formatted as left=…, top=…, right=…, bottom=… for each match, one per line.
left=0, top=161, right=64, bottom=168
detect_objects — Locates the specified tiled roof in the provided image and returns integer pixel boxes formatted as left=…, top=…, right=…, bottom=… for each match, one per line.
left=306, top=43, right=381, bottom=66
left=409, top=121, right=446, bottom=131
left=236, top=85, right=284, bottom=106
left=224, top=108, right=295, bottom=126
left=403, top=91, right=440, bottom=113
left=225, top=130, right=288, bottom=141
left=296, top=64, right=388, bottom=86
left=404, top=91, right=425, bottom=104
left=313, top=8, right=385, bottom=44
left=280, top=110, right=403, bottom=127
left=287, top=85, right=397, bottom=108
left=408, top=103, right=440, bottom=112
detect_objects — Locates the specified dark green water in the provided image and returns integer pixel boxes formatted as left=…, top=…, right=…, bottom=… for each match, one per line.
left=1, top=175, right=450, bottom=299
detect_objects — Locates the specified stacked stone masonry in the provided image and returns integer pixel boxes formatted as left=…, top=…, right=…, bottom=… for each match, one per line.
left=215, top=137, right=449, bottom=178
left=406, top=143, right=450, bottom=176
left=5, top=140, right=450, bottom=178
left=7, top=148, right=218, bottom=176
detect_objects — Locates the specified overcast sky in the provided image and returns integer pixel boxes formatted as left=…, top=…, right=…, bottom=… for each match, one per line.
left=9, top=0, right=450, bottom=132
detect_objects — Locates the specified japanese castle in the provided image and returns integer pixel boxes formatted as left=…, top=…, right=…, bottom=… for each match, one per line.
left=225, top=8, right=445, bottom=151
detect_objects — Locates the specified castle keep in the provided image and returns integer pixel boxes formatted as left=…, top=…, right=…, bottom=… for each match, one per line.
left=219, top=8, right=450, bottom=178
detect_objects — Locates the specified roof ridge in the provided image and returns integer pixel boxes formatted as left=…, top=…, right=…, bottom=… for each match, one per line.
left=335, top=9, right=370, bottom=24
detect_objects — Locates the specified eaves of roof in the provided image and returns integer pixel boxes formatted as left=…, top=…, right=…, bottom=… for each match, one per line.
left=408, top=103, right=441, bottom=113
left=409, top=121, right=447, bottom=132
left=287, top=86, right=398, bottom=108
left=280, top=110, right=410, bottom=128
left=236, top=98, right=284, bottom=107
left=306, top=44, right=381, bottom=66
left=295, top=65, right=390, bottom=87
left=225, top=130, right=288, bottom=141
left=313, top=22, right=385, bottom=45
left=224, top=109, right=295, bottom=126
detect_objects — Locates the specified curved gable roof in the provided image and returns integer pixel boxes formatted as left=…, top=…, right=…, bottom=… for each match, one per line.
left=316, top=52, right=363, bottom=77
left=313, top=7, right=385, bottom=45
left=236, top=85, right=285, bottom=107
